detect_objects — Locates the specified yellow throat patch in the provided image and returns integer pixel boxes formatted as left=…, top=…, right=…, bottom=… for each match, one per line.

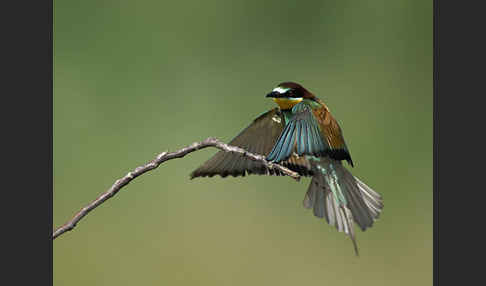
left=273, top=97, right=303, bottom=110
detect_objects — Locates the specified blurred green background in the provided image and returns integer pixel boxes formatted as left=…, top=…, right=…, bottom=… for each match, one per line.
left=54, top=0, right=432, bottom=285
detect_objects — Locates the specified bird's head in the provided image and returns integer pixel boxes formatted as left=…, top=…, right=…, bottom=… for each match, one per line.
left=266, top=82, right=316, bottom=110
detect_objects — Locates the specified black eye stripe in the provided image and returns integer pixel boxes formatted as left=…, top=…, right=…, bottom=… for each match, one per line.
left=286, top=89, right=299, bottom=97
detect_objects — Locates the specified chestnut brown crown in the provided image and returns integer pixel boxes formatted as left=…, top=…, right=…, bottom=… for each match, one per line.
left=266, top=82, right=317, bottom=100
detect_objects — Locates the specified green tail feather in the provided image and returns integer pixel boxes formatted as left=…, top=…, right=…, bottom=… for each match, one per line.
left=303, top=157, right=383, bottom=256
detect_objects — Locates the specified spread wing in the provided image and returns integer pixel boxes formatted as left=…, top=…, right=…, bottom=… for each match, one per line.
left=266, top=101, right=353, bottom=166
left=190, top=108, right=312, bottom=179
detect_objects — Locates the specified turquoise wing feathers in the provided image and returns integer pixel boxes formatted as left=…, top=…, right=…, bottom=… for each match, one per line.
left=190, top=108, right=314, bottom=178
left=266, top=102, right=330, bottom=162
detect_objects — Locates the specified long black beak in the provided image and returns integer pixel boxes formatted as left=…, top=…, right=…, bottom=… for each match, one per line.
left=266, top=91, right=280, bottom=98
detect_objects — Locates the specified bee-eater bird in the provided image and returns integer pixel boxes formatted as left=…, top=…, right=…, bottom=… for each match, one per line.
left=190, top=82, right=383, bottom=256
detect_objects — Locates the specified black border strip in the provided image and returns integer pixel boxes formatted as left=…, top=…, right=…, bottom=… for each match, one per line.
left=48, top=0, right=54, bottom=284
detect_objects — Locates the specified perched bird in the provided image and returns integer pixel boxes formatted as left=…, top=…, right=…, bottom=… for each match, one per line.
left=190, top=82, right=383, bottom=256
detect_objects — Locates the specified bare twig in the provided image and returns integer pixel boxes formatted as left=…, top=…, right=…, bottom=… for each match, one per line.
left=53, top=137, right=300, bottom=240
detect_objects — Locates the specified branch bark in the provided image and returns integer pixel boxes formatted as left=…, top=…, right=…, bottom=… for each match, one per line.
left=53, top=137, right=300, bottom=240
